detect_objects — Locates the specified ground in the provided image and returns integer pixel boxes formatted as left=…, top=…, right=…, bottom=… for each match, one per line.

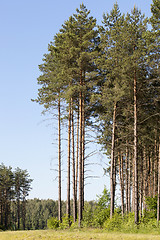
left=0, top=229, right=160, bottom=240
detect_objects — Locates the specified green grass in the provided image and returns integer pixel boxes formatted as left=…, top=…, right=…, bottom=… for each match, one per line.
left=0, top=229, right=160, bottom=240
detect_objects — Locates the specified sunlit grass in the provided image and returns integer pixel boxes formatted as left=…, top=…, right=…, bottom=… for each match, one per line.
left=0, top=229, right=160, bottom=240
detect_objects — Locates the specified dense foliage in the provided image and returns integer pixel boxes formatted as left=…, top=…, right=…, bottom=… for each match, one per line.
left=46, top=188, right=160, bottom=233
left=0, top=164, right=32, bottom=230
left=25, top=199, right=66, bottom=230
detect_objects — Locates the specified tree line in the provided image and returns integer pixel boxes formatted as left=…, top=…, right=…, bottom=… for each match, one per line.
left=25, top=198, right=66, bottom=230
left=34, top=0, right=160, bottom=226
left=0, top=164, right=32, bottom=230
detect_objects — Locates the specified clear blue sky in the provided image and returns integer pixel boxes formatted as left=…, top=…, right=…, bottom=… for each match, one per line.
left=0, top=0, right=152, bottom=201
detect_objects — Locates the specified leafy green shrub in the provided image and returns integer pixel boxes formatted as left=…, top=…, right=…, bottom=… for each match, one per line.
left=92, top=206, right=110, bottom=227
left=103, top=212, right=123, bottom=231
left=59, top=214, right=72, bottom=229
left=70, top=220, right=79, bottom=229
left=144, top=195, right=157, bottom=219
left=96, top=187, right=110, bottom=209
left=145, top=196, right=157, bottom=211
left=121, top=213, right=138, bottom=233
left=82, top=187, right=111, bottom=228
left=82, top=203, right=93, bottom=227
left=47, top=217, right=60, bottom=229
left=103, top=212, right=160, bottom=234
left=82, top=204, right=110, bottom=228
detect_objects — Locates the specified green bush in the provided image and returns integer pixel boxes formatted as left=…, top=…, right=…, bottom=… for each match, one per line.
left=121, top=213, right=138, bottom=233
left=70, top=220, right=79, bottom=229
left=103, top=212, right=123, bottom=231
left=92, top=206, right=110, bottom=227
left=59, top=214, right=72, bottom=229
left=96, top=187, right=110, bottom=209
left=143, top=195, right=157, bottom=219
left=47, top=217, right=60, bottom=229
left=82, top=202, right=94, bottom=227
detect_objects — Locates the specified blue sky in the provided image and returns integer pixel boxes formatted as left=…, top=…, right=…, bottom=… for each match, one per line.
left=0, top=0, right=152, bottom=201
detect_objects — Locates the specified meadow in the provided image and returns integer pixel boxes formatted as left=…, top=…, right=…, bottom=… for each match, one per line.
left=0, top=229, right=160, bottom=240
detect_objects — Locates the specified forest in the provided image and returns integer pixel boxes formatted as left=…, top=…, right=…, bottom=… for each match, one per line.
left=33, top=0, right=160, bottom=230
left=0, top=164, right=32, bottom=230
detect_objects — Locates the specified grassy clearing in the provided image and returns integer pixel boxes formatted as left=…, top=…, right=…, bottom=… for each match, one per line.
left=0, top=229, right=160, bottom=240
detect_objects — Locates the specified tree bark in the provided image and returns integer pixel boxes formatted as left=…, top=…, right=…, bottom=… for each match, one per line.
left=125, top=145, right=129, bottom=213
left=154, top=137, right=158, bottom=197
left=128, top=152, right=131, bottom=212
left=71, top=99, right=76, bottom=223
left=143, top=147, right=147, bottom=212
left=82, top=95, right=85, bottom=210
left=66, top=102, right=71, bottom=220
left=75, top=107, right=79, bottom=221
left=118, top=152, right=124, bottom=216
left=78, top=69, right=83, bottom=227
left=17, top=198, right=20, bottom=229
left=58, top=98, right=62, bottom=222
left=110, top=102, right=116, bottom=218
left=22, top=197, right=26, bottom=230
left=139, top=150, right=143, bottom=219
left=157, top=136, right=160, bottom=225
left=134, top=67, right=139, bottom=224
left=132, top=151, right=135, bottom=213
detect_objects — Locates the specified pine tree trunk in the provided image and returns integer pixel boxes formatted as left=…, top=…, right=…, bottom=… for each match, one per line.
left=143, top=147, right=147, bottom=212
left=134, top=68, right=139, bottom=224
left=71, top=99, right=76, bottom=223
left=58, top=98, right=62, bottom=222
left=17, top=198, right=20, bottom=229
left=113, top=153, right=116, bottom=209
left=66, top=102, right=71, bottom=220
left=82, top=95, right=85, bottom=210
left=148, top=152, right=151, bottom=197
left=132, top=151, right=135, bottom=213
left=75, top=108, right=79, bottom=221
left=154, top=137, right=158, bottom=197
left=110, top=103, right=116, bottom=218
left=0, top=204, right=2, bottom=226
left=125, top=145, right=129, bottom=213
left=128, top=151, right=131, bottom=212
left=150, top=152, right=154, bottom=197
left=139, top=150, right=143, bottom=219
left=22, top=198, right=26, bottom=230
left=118, top=152, right=124, bottom=216
left=157, top=136, right=160, bottom=225
left=78, top=70, right=83, bottom=227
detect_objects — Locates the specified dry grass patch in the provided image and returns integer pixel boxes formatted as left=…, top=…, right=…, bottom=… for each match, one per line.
left=0, top=229, right=160, bottom=240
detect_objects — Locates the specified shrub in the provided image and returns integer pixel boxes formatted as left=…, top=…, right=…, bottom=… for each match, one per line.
left=82, top=202, right=94, bottom=227
left=144, top=195, right=157, bottom=219
left=47, top=217, right=60, bottom=229
left=92, top=206, right=110, bottom=228
left=70, top=220, right=79, bottom=229
left=59, top=214, right=72, bottom=229
left=103, top=212, right=123, bottom=231
left=121, top=213, right=138, bottom=233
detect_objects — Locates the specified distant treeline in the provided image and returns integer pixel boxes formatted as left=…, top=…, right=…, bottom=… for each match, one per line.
left=0, top=165, right=96, bottom=231
left=0, top=164, right=32, bottom=230
left=19, top=198, right=95, bottom=230
left=25, top=199, right=65, bottom=230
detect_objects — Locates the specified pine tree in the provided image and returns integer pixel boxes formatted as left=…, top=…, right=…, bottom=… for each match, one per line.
left=14, top=168, right=32, bottom=230
left=33, top=41, right=66, bottom=222
left=54, top=4, right=99, bottom=226
left=98, top=3, right=126, bottom=218
left=0, top=164, right=14, bottom=229
left=121, top=7, right=149, bottom=223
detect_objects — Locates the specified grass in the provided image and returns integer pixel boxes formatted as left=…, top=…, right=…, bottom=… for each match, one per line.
left=0, top=229, right=160, bottom=240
